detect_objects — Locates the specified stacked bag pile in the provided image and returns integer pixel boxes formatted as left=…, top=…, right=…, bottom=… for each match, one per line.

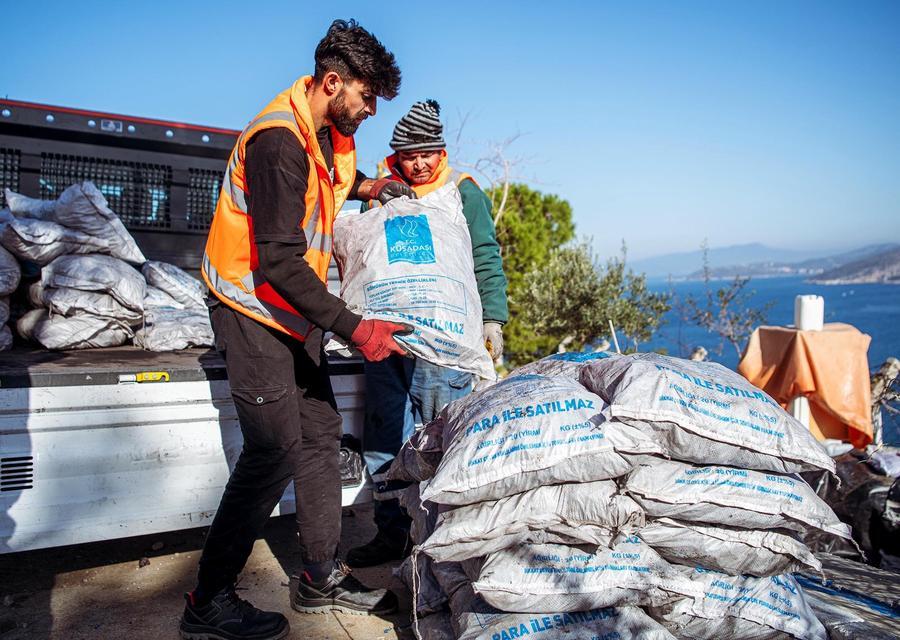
left=0, top=244, right=20, bottom=350
left=1, top=182, right=212, bottom=351
left=389, top=350, right=852, bottom=640
left=137, top=260, right=213, bottom=351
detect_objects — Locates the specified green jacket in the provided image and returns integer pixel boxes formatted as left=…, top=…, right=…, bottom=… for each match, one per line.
left=361, top=176, right=509, bottom=323
left=456, top=177, right=509, bottom=324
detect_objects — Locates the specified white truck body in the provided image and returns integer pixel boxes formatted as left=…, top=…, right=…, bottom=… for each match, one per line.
left=0, top=346, right=368, bottom=554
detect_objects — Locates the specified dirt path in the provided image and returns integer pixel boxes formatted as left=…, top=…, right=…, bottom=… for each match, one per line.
left=0, top=505, right=413, bottom=640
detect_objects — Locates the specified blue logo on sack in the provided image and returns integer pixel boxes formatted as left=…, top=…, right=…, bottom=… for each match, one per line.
left=384, top=215, right=436, bottom=264
left=550, top=351, right=611, bottom=362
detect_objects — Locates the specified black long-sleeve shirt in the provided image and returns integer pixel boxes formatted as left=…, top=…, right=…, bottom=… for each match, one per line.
left=244, top=127, right=363, bottom=355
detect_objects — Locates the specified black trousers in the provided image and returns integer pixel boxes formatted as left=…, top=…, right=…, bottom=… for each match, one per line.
left=197, top=303, right=343, bottom=594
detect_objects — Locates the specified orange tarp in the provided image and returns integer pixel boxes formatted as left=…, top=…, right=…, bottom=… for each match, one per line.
left=738, top=323, right=873, bottom=449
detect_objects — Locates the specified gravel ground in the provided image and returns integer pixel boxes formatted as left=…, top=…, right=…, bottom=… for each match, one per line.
left=0, top=504, right=414, bottom=640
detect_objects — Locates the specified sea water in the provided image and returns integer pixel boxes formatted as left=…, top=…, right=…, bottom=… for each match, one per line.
left=643, top=276, right=900, bottom=443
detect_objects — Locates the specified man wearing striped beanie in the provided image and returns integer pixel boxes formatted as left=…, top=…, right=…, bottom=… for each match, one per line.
left=347, top=100, right=509, bottom=568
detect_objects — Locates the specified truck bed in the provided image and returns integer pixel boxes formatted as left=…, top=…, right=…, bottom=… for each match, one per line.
left=0, top=345, right=363, bottom=388
left=0, top=346, right=225, bottom=388
left=0, top=346, right=367, bottom=553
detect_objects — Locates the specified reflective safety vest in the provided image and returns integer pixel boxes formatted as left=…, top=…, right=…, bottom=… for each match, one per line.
left=202, top=76, right=356, bottom=340
left=373, top=150, right=476, bottom=205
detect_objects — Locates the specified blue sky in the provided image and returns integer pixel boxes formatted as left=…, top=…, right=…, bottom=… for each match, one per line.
left=3, top=1, right=899, bottom=260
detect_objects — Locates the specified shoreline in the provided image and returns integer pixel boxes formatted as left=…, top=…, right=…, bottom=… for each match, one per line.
left=653, top=274, right=900, bottom=285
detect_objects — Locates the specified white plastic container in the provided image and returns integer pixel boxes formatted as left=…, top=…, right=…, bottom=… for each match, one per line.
left=791, top=295, right=825, bottom=428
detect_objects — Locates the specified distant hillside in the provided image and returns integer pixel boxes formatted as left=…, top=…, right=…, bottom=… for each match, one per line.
left=793, top=243, right=900, bottom=272
left=631, top=243, right=832, bottom=278
left=809, top=246, right=900, bottom=285
left=682, top=243, right=900, bottom=280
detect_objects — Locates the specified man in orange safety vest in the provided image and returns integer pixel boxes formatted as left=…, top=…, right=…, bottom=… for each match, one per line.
left=181, top=20, right=415, bottom=640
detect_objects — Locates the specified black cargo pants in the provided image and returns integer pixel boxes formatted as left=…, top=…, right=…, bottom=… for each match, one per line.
left=197, top=303, right=343, bottom=595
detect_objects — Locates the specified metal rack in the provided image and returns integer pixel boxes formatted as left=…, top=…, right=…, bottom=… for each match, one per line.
left=0, top=99, right=239, bottom=273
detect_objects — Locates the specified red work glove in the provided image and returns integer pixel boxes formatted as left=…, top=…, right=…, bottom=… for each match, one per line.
left=371, top=178, right=417, bottom=204
left=351, top=319, right=415, bottom=362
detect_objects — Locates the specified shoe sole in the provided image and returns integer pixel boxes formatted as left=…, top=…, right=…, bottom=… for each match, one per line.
left=179, top=622, right=290, bottom=640
left=291, top=599, right=397, bottom=617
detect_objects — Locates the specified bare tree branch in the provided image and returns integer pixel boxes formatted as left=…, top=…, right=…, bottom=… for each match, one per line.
left=677, top=240, right=773, bottom=358
left=447, top=112, right=532, bottom=223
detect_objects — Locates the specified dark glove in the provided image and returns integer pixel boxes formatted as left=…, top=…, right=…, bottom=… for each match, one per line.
left=351, top=319, right=415, bottom=362
left=371, top=178, right=417, bottom=204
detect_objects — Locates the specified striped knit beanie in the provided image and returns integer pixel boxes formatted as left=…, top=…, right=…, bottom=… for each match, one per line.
left=389, top=100, right=445, bottom=152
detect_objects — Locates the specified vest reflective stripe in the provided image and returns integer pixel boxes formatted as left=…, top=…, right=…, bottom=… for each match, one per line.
left=222, top=168, right=331, bottom=253
left=203, top=254, right=312, bottom=336
left=232, top=110, right=296, bottom=159
left=223, top=110, right=296, bottom=202
left=241, top=110, right=295, bottom=138
left=226, top=109, right=300, bottom=203
left=221, top=169, right=247, bottom=212
left=239, top=270, right=260, bottom=292
left=303, top=202, right=332, bottom=255
left=202, top=76, right=356, bottom=340
left=230, top=109, right=341, bottom=257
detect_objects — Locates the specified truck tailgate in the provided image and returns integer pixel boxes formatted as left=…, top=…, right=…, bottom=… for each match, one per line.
left=0, top=347, right=367, bottom=553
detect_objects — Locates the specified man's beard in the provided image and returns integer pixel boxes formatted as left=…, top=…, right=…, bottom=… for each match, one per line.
left=328, top=90, right=366, bottom=136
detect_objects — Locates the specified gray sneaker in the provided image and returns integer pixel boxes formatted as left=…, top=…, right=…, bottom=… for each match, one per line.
left=290, top=561, right=398, bottom=616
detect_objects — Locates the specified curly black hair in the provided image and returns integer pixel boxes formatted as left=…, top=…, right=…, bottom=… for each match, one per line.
left=314, top=19, right=401, bottom=100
